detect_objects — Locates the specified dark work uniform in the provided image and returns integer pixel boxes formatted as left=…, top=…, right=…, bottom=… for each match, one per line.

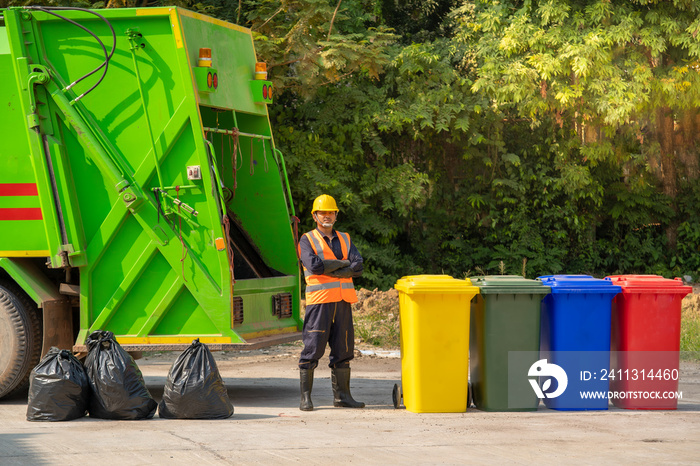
left=298, top=228, right=363, bottom=370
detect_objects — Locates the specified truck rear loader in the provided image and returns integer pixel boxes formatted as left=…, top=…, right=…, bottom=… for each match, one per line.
left=0, top=6, right=301, bottom=399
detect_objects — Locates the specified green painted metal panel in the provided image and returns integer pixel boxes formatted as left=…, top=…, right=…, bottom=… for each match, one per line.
left=1, top=6, right=300, bottom=346
left=200, top=107, right=299, bottom=278
left=107, top=254, right=178, bottom=335
left=0, top=47, right=50, bottom=255
left=227, top=112, right=298, bottom=275
left=0, top=258, right=62, bottom=305
left=178, top=12, right=264, bottom=115
left=154, top=290, right=220, bottom=335
left=233, top=276, right=299, bottom=335
left=2, top=11, right=65, bottom=266
left=0, top=26, right=10, bottom=54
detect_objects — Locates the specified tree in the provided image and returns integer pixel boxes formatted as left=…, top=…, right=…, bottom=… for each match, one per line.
left=464, top=0, right=700, bottom=247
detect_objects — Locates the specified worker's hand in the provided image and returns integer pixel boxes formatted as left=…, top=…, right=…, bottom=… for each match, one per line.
left=326, top=266, right=354, bottom=278
left=322, top=259, right=350, bottom=273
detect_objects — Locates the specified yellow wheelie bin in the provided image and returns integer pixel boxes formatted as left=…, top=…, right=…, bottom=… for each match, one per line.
left=393, top=275, right=480, bottom=413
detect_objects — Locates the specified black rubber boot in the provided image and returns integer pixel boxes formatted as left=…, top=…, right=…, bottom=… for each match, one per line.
left=299, top=369, right=314, bottom=411
left=331, top=367, right=365, bottom=408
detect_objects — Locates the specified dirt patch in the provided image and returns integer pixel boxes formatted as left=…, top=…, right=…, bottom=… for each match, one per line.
left=353, top=288, right=399, bottom=317
left=682, top=288, right=700, bottom=321
left=352, top=288, right=400, bottom=349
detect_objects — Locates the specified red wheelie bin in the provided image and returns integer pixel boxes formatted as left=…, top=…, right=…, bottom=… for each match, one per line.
left=606, top=275, right=692, bottom=409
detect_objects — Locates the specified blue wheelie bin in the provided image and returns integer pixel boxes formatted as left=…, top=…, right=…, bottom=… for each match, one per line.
left=537, top=275, right=621, bottom=410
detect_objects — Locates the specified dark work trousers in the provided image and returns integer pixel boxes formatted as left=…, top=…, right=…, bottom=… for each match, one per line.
left=298, top=300, right=355, bottom=370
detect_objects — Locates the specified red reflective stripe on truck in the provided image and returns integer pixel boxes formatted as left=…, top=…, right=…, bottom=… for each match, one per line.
left=0, top=183, right=39, bottom=196
left=0, top=208, right=43, bottom=220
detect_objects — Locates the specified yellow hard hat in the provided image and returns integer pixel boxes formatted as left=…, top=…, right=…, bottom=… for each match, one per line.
left=312, top=194, right=339, bottom=213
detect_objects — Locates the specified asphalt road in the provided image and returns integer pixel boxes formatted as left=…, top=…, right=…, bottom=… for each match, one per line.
left=1, top=344, right=699, bottom=465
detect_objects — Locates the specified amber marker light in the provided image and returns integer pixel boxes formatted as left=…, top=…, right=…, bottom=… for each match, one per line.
left=198, top=47, right=213, bottom=67
left=255, top=62, right=267, bottom=80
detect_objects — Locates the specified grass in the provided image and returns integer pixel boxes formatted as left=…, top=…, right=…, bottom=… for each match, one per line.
left=681, top=290, right=700, bottom=360
left=355, top=311, right=400, bottom=348
left=680, top=320, right=700, bottom=358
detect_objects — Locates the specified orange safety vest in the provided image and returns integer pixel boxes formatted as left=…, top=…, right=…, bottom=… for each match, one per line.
left=300, top=229, right=358, bottom=305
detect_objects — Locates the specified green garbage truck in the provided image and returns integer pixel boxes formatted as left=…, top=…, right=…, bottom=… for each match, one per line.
left=0, top=6, right=301, bottom=399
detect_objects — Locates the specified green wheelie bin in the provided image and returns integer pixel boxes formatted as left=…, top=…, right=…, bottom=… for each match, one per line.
left=469, top=275, right=551, bottom=411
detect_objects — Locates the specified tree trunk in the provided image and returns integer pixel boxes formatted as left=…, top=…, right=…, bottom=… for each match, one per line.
left=584, top=122, right=599, bottom=145
left=678, top=109, right=699, bottom=180
left=655, top=106, right=677, bottom=248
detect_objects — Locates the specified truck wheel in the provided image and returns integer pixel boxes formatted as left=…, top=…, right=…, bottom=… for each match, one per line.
left=0, top=283, right=42, bottom=399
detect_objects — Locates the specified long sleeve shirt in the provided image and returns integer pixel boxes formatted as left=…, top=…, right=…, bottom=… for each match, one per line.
left=299, top=228, right=363, bottom=276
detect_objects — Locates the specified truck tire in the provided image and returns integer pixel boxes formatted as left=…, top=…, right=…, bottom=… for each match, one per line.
left=0, top=283, right=42, bottom=399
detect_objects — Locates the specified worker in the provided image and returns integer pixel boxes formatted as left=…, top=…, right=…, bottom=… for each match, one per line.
left=297, top=194, right=365, bottom=411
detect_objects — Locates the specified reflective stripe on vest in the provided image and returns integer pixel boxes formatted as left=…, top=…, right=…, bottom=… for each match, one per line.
left=306, top=281, right=357, bottom=293
left=307, top=232, right=327, bottom=259
left=303, top=231, right=327, bottom=278
left=302, top=229, right=358, bottom=304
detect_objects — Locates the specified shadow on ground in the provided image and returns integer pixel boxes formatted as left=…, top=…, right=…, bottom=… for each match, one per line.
left=0, top=433, right=47, bottom=465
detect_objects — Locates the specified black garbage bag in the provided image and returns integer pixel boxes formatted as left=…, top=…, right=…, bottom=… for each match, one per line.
left=84, top=330, right=157, bottom=420
left=158, top=339, right=233, bottom=419
left=26, top=347, right=90, bottom=422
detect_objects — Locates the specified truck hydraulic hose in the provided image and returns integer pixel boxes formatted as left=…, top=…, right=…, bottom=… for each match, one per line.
left=24, top=6, right=116, bottom=102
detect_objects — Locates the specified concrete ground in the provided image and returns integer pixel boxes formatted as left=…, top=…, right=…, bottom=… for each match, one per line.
left=1, top=343, right=699, bottom=465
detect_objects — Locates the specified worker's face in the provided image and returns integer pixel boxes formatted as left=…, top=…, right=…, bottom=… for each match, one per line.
left=314, top=210, right=337, bottom=228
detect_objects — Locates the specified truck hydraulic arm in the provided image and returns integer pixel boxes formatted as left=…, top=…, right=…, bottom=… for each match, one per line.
left=27, top=65, right=144, bottom=212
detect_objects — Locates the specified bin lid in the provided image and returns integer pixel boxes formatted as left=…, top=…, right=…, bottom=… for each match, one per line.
left=394, top=275, right=480, bottom=295
left=605, top=275, right=693, bottom=295
left=469, top=275, right=551, bottom=295
left=537, top=275, right=621, bottom=294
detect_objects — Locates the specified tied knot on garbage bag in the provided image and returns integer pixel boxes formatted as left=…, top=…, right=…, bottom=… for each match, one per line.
left=84, top=330, right=157, bottom=420
left=26, top=347, right=90, bottom=422
left=158, top=338, right=233, bottom=419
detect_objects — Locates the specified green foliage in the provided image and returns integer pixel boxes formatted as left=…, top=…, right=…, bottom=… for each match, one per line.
left=377, top=0, right=457, bottom=43
left=469, top=0, right=700, bottom=124
left=669, top=182, right=700, bottom=279
left=244, top=0, right=398, bottom=93
left=272, top=82, right=429, bottom=289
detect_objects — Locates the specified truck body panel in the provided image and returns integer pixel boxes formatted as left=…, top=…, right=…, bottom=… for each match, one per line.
left=0, top=25, right=50, bottom=257
left=0, top=7, right=301, bottom=359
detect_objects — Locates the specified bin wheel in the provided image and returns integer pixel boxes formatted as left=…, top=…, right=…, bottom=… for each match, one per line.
left=392, top=383, right=403, bottom=409
left=467, top=382, right=474, bottom=409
